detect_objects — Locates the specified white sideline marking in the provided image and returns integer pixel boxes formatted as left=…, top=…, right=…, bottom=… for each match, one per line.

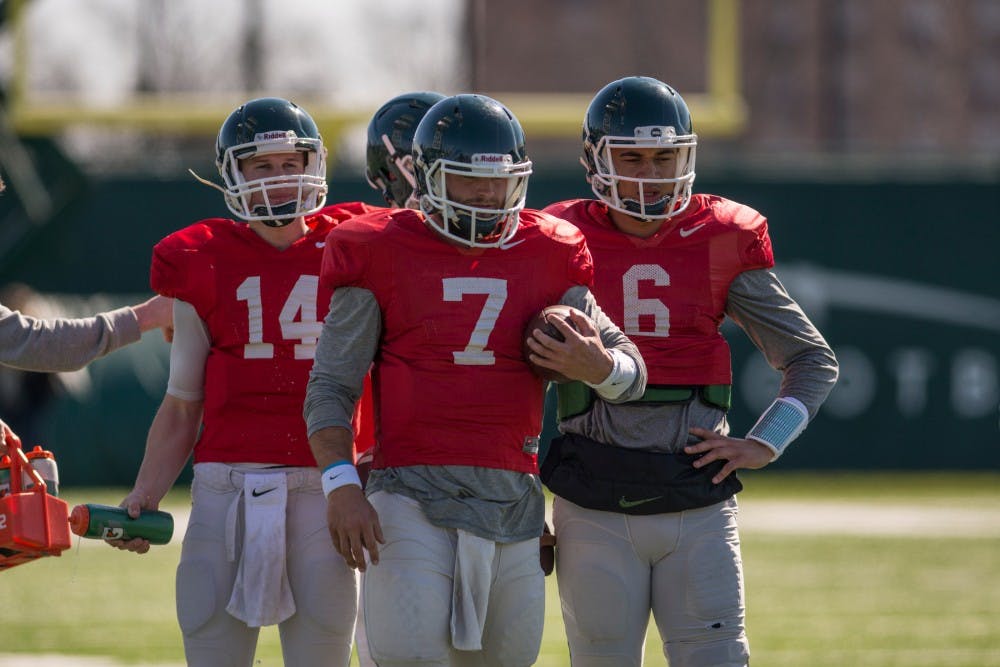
left=738, top=500, right=1000, bottom=537
left=0, top=656, right=184, bottom=667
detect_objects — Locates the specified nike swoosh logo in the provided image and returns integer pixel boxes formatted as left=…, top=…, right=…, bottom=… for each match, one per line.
left=678, top=223, right=706, bottom=238
left=315, top=242, right=326, bottom=248
left=499, top=238, right=525, bottom=249
left=251, top=487, right=276, bottom=497
left=618, top=495, right=663, bottom=509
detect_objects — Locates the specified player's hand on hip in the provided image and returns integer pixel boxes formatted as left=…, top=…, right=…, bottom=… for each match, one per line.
left=326, top=484, right=384, bottom=571
left=685, top=427, right=774, bottom=484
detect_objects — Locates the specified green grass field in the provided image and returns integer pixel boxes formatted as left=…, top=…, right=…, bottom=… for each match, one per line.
left=2, top=472, right=998, bottom=666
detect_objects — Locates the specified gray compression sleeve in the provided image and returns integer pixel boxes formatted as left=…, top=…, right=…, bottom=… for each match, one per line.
left=725, top=269, right=839, bottom=419
left=304, top=287, right=381, bottom=437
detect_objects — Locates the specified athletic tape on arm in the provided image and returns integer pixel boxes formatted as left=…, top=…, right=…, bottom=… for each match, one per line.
left=584, top=348, right=637, bottom=400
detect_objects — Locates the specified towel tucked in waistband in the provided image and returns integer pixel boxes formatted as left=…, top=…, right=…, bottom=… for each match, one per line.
left=450, top=529, right=495, bottom=651
left=192, top=463, right=306, bottom=627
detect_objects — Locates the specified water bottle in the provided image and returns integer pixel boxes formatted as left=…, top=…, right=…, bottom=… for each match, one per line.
left=25, top=446, right=59, bottom=496
left=0, top=447, right=60, bottom=496
left=68, top=503, right=174, bottom=545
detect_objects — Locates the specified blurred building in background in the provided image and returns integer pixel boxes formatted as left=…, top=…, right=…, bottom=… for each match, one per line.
left=0, top=0, right=997, bottom=480
left=3, top=0, right=998, bottom=169
left=468, top=0, right=1000, bottom=163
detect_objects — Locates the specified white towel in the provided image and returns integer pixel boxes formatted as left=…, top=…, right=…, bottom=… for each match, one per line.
left=450, top=529, right=495, bottom=651
left=225, top=472, right=296, bottom=627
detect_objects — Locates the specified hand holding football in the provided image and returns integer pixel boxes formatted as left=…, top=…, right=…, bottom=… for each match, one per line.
left=522, top=304, right=586, bottom=383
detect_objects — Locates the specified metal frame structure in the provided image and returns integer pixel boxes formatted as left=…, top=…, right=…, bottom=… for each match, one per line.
left=5, top=0, right=746, bottom=141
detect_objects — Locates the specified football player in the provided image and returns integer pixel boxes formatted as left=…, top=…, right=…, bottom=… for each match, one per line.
left=109, top=98, right=363, bottom=667
left=365, top=91, right=447, bottom=209
left=540, top=76, right=839, bottom=667
left=337, top=90, right=446, bottom=472
left=351, top=89, right=445, bottom=667
left=304, top=94, right=647, bottom=667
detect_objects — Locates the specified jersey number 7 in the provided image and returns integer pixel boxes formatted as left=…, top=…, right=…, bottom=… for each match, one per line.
left=443, top=276, right=507, bottom=366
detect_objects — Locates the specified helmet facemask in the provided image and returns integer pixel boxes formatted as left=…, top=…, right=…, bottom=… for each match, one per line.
left=418, top=154, right=532, bottom=248
left=217, top=132, right=328, bottom=227
left=585, top=125, right=696, bottom=221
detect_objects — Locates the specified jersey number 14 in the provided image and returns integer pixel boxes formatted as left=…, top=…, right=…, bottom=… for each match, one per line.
left=236, top=275, right=322, bottom=360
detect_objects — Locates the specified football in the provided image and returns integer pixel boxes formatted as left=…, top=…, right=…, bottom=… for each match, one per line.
left=522, top=304, right=585, bottom=383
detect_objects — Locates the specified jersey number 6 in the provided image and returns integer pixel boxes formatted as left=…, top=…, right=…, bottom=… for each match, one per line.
left=623, top=264, right=670, bottom=338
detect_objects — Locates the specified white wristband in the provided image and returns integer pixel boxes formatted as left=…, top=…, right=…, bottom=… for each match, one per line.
left=321, top=459, right=362, bottom=498
left=746, top=397, right=809, bottom=461
left=584, top=348, right=638, bottom=400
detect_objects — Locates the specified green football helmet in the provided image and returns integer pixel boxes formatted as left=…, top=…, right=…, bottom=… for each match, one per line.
left=365, top=91, right=446, bottom=207
left=582, top=76, right=696, bottom=220
left=413, top=94, right=532, bottom=248
left=213, top=97, right=327, bottom=226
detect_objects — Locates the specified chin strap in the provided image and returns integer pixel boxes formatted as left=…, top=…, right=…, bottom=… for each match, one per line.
left=253, top=201, right=299, bottom=227
left=258, top=217, right=291, bottom=228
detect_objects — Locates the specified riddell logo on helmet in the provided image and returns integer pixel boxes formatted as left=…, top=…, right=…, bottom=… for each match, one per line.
left=634, top=126, right=676, bottom=139
left=471, top=153, right=513, bottom=166
left=254, top=130, right=298, bottom=142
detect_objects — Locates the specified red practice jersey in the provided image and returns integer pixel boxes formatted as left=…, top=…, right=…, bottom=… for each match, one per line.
left=151, top=204, right=374, bottom=465
left=543, top=195, right=774, bottom=386
left=320, top=208, right=594, bottom=474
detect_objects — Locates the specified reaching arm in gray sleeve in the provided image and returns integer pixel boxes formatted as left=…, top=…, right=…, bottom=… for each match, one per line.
left=560, top=284, right=648, bottom=403
left=0, top=303, right=141, bottom=372
left=725, top=269, right=839, bottom=419
left=304, top=286, right=381, bottom=437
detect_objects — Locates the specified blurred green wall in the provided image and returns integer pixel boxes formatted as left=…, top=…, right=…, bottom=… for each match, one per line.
left=2, top=163, right=998, bottom=485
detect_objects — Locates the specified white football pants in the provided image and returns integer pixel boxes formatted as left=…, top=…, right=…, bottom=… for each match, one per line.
left=553, top=496, right=750, bottom=667
left=363, top=490, right=545, bottom=667
left=176, top=463, right=358, bottom=667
